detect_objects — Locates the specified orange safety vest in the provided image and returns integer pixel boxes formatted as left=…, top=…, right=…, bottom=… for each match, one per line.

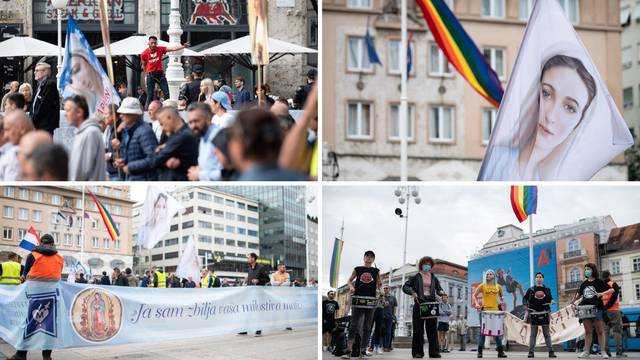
left=601, top=280, right=620, bottom=311
left=26, top=252, right=63, bottom=282
left=273, top=272, right=289, bottom=284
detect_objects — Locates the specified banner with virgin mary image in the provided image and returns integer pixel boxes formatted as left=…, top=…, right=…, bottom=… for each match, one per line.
left=58, top=14, right=120, bottom=115
left=477, top=0, right=633, bottom=181
left=137, top=186, right=185, bottom=250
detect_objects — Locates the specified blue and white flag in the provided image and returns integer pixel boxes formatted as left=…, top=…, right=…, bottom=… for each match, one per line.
left=0, top=283, right=317, bottom=350
left=59, top=14, right=120, bottom=115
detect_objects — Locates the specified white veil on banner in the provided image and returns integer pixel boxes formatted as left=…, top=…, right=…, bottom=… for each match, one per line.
left=137, top=187, right=184, bottom=250
left=478, top=0, right=633, bottom=181
left=58, top=14, right=120, bottom=115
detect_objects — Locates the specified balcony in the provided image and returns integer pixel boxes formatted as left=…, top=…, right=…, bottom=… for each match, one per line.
left=560, top=249, right=588, bottom=263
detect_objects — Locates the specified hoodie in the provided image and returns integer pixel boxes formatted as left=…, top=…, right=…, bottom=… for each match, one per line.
left=69, top=117, right=107, bottom=181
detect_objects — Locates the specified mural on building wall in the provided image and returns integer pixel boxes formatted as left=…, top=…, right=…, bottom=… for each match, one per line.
left=467, top=242, right=558, bottom=326
left=190, top=0, right=238, bottom=25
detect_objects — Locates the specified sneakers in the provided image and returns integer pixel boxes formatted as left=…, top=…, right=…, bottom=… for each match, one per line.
left=254, top=330, right=262, bottom=337
left=549, top=351, right=557, bottom=358
left=602, top=353, right=610, bottom=359
left=578, top=351, right=591, bottom=358
left=376, top=347, right=383, bottom=354
left=527, top=352, right=534, bottom=358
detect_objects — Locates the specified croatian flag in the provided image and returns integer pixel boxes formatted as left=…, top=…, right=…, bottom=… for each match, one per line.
left=19, top=227, right=40, bottom=252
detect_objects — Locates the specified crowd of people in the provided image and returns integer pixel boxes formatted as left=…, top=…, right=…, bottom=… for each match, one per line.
left=0, top=36, right=318, bottom=181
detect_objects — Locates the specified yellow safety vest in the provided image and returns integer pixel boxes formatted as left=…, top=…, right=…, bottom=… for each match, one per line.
left=201, top=274, right=217, bottom=288
left=0, top=261, right=21, bottom=285
left=155, top=271, right=166, bottom=288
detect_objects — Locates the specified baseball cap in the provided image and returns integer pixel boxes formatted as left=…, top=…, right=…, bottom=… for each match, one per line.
left=212, top=74, right=223, bottom=81
left=211, top=91, right=231, bottom=110
left=117, top=97, right=143, bottom=115
left=192, top=64, right=204, bottom=73
left=364, top=250, right=375, bottom=258
left=306, top=68, right=317, bottom=80
left=41, top=234, right=54, bottom=245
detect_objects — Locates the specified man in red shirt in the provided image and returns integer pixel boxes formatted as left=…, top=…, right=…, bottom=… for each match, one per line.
left=140, top=35, right=191, bottom=108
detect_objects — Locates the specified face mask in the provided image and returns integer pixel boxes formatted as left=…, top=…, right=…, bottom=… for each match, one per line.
left=585, top=269, right=592, bottom=277
left=422, top=265, right=431, bottom=272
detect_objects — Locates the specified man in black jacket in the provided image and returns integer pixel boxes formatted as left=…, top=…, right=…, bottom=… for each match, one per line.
left=100, top=271, right=111, bottom=285
left=181, top=64, right=204, bottom=106
left=240, top=253, right=270, bottom=336
left=112, top=267, right=128, bottom=286
left=31, top=63, right=60, bottom=134
left=152, top=107, right=198, bottom=180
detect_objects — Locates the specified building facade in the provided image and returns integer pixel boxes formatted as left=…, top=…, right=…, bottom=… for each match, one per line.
left=323, top=0, right=626, bottom=180
left=133, top=186, right=260, bottom=283
left=621, top=0, right=640, bottom=135
left=600, top=222, right=640, bottom=308
left=0, top=0, right=316, bottom=99
left=221, top=186, right=310, bottom=280
left=0, top=186, right=135, bottom=276
left=307, top=215, right=319, bottom=281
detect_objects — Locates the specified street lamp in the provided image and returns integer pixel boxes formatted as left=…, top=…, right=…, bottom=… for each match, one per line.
left=51, top=0, right=67, bottom=81
left=393, top=186, right=421, bottom=337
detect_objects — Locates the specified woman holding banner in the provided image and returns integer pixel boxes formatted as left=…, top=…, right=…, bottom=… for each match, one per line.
left=472, top=269, right=507, bottom=358
left=523, top=272, right=556, bottom=358
left=572, top=263, right=612, bottom=359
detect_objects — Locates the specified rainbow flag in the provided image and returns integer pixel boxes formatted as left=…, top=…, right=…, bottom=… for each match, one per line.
left=510, top=186, right=537, bottom=223
left=329, top=238, right=344, bottom=288
left=88, top=189, right=120, bottom=241
left=415, top=0, right=503, bottom=108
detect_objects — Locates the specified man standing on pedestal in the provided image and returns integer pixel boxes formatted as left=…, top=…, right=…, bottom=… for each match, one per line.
left=141, top=36, right=190, bottom=106
left=31, top=63, right=60, bottom=135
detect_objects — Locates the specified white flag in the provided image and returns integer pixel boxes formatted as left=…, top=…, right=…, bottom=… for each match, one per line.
left=176, top=235, right=201, bottom=285
left=137, top=186, right=184, bottom=249
left=478, top=0, right=633, bottom=180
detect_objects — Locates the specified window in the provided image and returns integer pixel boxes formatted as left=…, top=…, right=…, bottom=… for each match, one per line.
left=558, top=0, right=579, bottom=24
left=347, top=0, right=372, bottom=9
left=3, top=206, right=13, bottom=218
left=519, top=0, right=533, bottom=20
left=388, top=39, right=414, bottom=75
left=182, top=220, right=194, bottom=229
left=388, top=103, right=415, bottom=141
left=429, top=106, right=454, bottom=142
left=482, top=0, right=505, bottom=18
left=347, top=36, right=373, bottom=72
left=347, top=102, right=373, bottom=139
left=165, top=252, right=179, bottom=259
left=113, top=189, right=121, bottom=198
left=482, top=108, right=497, bottom=144
left=248, top=242, right=259, bottom=249
left=18, top=228, right=26, bottom=240
left=569, top=267, right=582, bottom=282
left=64, top=234, right=72, bottom=246
left=623, top=46, right=633, bottom=68
left=226, top=225, right=235, bottom=233
left=238, top=228, right=246, bottom=235
left=214, top=223, right=224, bottom=231
left=32, top=210, right=42, bottom=222
left=76, top=235, right=82, bottom=247
left=92, top=237, right=99, bottom=248
left=198, top=221, right=212, bottom=229
left=92, top=219, right=99, bottom=229
left=237, top=202, right=246, bottom=210
left=198, top=206, right=212, bottom=215
left=214, top=210, right=224, bottom=218
left=214, top=196, right=224, bottom=204
left=50, top=212, right=60, bottom=225
left=151, top=254, right=163, bottom=261
left=75, top=199, right=83, bottom=209
left=623, top=87, right=634, bottom=109
left=4, top=186, right=14, bottom=197
left=610, top=260, right=621, bottom=274
left=248, top=217, right=258, bottom=225
left=237, top=215, right=246, bottom=222
left=238, top=241, right=246, bottom=248
left=248, top=230, right=258, bottom=237
left=198, top=235, right=212, bottom=244
left=226, top=212, right=235, bottom=221
left=113, top=205, right=121, bottom=215
left=633, top=258, right=640, bottom=272
left=18, top=208, right=28, bottom=220
left=226, top=239, right=236, bottom=246
left=165, top=238, right=179, bottom=246
left=114, top=239, right=121, bottom=250
left=214, top=237, right=224, bottom=245
left=483, top=47, right=506, bottom=80
left=247, top=205, right=258, bottom=212
left=18, top=188, right=28, bottom=199
left=2, top=227, right=12, bottom=240
left=636, top=284, right=640, bottom=300
left=429, top=43, right=452, bottom=76
left=225, top=199, right=235, bottom=207
left=198, top=192, right=212, bottom=201
left=568, top=238, right=580, bottom=252
left=103, top=238, right=110, bottom=249
left=33, top=191, right=43, bottom=202
left=51, top=194, right=62, bottom=205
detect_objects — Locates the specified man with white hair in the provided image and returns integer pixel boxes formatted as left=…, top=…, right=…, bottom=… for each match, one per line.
left=0, top=81, right=19, bottom=112
left=0, top=110, right=33, bottom=180
left=31, top=62, right=60, bottom=134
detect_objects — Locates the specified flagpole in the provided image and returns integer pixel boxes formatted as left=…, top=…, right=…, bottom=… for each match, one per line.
left=399, top=0, right=408, bottom=182
left=81, top=186, right=85, bottom=266
left=529, top=214, right=534, bottom=288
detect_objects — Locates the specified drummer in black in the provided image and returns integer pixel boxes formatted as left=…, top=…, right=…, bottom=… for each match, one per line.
left=343, top=250, right=382, bottom=359
left=571, top=263, right=613, bottom=359
left=523, top=272, right=556, bottom=358
left=402, top=256, right=445, bottom=359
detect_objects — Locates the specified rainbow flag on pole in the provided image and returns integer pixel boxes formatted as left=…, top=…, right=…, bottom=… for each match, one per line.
left=510, top=186, right=537, bottom=223
left=329, top=238, right=344, bottom=288
left=415, top=0, right=503, bottom=108
left=88, top=189, right=119, bottom=241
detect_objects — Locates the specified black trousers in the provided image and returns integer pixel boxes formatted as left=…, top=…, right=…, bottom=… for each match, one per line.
left=412, top=306, right=440, bottom=358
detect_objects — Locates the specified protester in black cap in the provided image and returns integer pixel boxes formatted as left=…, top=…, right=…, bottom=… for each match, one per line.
left=182, top=64, right=204, bottom=106
left=293, top=68, right=317, bottom=110
left=343, top=250, right=382, bottom=358
left=211, top=127, right=237, bottom=180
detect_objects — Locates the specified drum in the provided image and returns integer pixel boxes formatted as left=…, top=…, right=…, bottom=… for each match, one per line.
left=528, top=310, right=550, bottom=326
left=351, top=295, right=378, bottom=309
left=481, top=311, right=505, bottom=336
left=418, top=301, right=439, bottom=319
left=575, top=305, right=597, bottom=319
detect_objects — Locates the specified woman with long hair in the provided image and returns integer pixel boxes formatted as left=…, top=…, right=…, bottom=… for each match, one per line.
left=198, top=78, right=214, bottom=102
left=19, top=83, right=33, bottom=114
left=473, top=269, right=507, bottom=358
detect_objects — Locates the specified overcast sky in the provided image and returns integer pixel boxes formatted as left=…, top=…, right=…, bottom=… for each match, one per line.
left=322, top=185, right=640, bottom=290
left=128, top=185, right=318, bottom=217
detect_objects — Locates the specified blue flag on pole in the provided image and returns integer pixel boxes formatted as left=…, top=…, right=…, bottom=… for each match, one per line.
left=407, top=33, right=413, bottom=74
left=364, top=29, right=382, bottom=65
left=59, top=14, right=120, bottom=115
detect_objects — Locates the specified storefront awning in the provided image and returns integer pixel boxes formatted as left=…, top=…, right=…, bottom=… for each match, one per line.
left=0, top=36, right=62, bottom=57
left=93, top=35, right=202, bottom=57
